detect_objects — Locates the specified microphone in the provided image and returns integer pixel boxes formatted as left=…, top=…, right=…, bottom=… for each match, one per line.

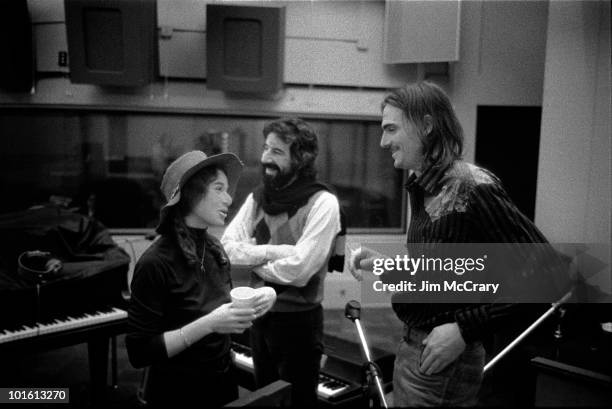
left=344, top=300, right=361, bottom=321
left=344, top=300, right=388, bottom=408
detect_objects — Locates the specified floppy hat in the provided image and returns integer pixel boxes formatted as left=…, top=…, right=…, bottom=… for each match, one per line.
left=157, top=150, right=243, bottom=232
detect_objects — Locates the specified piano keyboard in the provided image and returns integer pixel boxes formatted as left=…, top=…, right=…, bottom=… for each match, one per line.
left=231, top=342, right=254, bottom=373
left=0, top=307, right=127, bottom=345
left=317, top=373, right=350, bottom=399
left=231, top=342, right=351, bottom=400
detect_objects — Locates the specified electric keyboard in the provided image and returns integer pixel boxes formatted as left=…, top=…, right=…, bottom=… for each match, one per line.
left=231, top=341, right=254, bottom=372
left=317, top=373, right=351, bottom=399
left=231, top=342, right=352, bottom=400
left=230, top=334, right=394, bottom=407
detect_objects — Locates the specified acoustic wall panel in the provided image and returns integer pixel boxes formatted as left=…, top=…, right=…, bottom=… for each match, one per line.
left=64, top=0, right=157, bottom=87
left=206, top=4, right=285, bottom=94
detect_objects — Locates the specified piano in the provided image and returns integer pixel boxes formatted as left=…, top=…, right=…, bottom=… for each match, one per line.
left=231, top=332, right=395, bottom=407
left=0, top=261, right=129, bottom=405
left=0, top=307, right=127, bottom=344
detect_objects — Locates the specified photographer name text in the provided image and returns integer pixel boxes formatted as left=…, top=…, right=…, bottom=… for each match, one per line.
left=373, top=280, right=499, bottom=294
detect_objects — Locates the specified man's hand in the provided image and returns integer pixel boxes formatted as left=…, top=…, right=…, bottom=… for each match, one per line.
left=251, top=286, right=277, bottom=318
left=348, top=246, right=382, bottom=281
left=420, top=323, right=466, bottom=375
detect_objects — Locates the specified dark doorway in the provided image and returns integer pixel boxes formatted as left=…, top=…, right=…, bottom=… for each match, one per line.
left=475, top=106, right=542, bottom=221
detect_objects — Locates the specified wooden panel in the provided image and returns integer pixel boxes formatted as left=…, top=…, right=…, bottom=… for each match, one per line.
left=159, top=31, right=207, bottom=79
left=156, top=0, right=415, bottom=88
left=384, top=0, right=460, bottom=63
left=28, top=0, right=64, bottom=23
left=35, top=23, right=69, bottom=73
left=157, top=0, right=207, bottom=31
left=160, top=34, right=416, bottom=87
left=479, top=0, right=548, bottom=102
left=285, top=38, right=416, bottom=88
left=535, top=0, right=610, bottom=242
left=158, top=0, right=384, bottom=40
left=284, top=0, right=379, bottom=40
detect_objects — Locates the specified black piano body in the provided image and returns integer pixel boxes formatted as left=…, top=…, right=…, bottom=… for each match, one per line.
left=0, top=206, right=131, bottom=405
left=0, top=206, right=131, bottom=331
left=0, top=263, right=129, bottom=405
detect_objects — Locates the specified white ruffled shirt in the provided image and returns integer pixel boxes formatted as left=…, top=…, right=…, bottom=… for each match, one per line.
left=221, top=191, right=341, bottom=288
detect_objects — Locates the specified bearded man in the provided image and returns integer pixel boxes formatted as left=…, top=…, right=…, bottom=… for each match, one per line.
left=221, top=117, right=341, bottom=408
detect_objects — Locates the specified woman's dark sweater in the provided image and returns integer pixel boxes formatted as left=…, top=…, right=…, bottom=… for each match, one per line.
left=126, top=228, right=233, bottom=369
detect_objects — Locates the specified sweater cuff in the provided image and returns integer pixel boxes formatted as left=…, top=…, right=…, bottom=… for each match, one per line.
left=151, top=333, right=168, bottom=362
left=454, top=309, right=483, bottom=344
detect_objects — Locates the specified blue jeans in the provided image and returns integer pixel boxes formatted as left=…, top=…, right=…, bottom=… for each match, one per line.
left=393, top=327, right=485, bottom=407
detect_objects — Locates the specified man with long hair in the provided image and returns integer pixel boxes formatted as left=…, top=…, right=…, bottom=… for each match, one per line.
left=351, top=82, right=563, bottom=406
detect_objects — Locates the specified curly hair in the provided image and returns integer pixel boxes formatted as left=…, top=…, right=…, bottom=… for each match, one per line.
left=262, top=117, right=318, bottom=179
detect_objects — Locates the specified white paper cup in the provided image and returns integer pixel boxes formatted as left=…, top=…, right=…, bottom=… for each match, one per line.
left=230, top=286, right=257, bottom=308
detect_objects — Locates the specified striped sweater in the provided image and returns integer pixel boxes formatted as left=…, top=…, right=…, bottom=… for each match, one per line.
left=392, top=161, right=552, bottom=343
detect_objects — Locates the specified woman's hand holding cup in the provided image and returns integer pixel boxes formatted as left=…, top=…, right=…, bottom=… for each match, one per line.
left=207, top=301, right=256, bottom=334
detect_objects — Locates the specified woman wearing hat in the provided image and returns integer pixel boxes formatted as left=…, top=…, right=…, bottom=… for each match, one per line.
left=126, top=151, right=276, bottom=408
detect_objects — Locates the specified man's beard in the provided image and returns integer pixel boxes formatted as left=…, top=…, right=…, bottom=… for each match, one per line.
left=262, top=164, right=298, bottom=191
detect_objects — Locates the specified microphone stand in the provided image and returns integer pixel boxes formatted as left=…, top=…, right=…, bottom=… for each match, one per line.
left=483, top=290, right=573, bottom=373
left=345, top=300, right=389, bottom=409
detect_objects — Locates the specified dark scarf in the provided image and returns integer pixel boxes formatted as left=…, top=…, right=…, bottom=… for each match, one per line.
left=252, top=177, right=346, bottom=292
left=252, top=176, right=330, bottom=218
left=252, top=176, right=329, bottom=245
